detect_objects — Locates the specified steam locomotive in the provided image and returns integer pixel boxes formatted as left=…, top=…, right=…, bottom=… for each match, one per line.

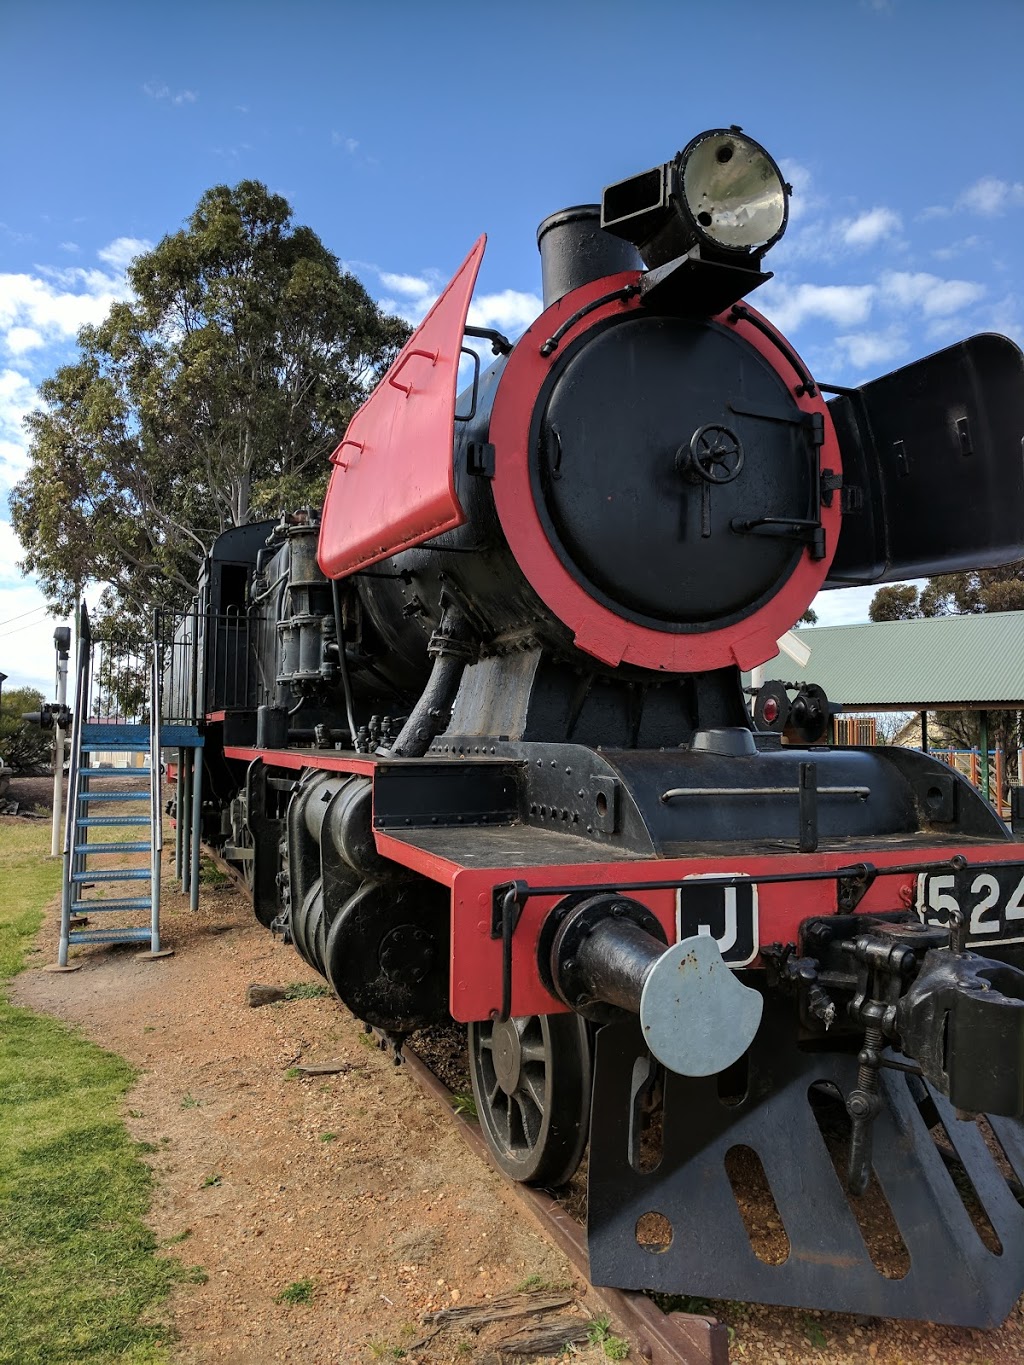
left=172, top=128, right=1024, bottom=1327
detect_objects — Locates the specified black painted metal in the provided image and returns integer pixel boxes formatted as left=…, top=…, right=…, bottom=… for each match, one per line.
left=826, top=334, right=1024, bottom=587
left=898, top=947, right=1024, bottom=1115
left=323, top=878, right=450, bottom=1032
left=546, top=892, right=668, bottom=1017
left=530, top=314, right=813, bottom=628
left=245, top=759, right=287, bottom=928
left=536, top=205, right=643, bottom=308
left=587, top=996, right=1024, bottom=1326
left=468, top=1012, right=592, bottom=1186
left=384, top=605, right=477, bottom=758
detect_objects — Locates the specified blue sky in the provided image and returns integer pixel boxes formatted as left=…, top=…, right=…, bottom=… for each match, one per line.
left=2, top=0, right=1023, bottom=694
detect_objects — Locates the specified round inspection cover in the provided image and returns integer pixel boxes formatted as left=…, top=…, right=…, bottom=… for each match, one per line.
left=324, top=879, right=450, bottom=1032
left=533, top=314, right=808, bottom=626
left=488, top=278, right=842, bottom=672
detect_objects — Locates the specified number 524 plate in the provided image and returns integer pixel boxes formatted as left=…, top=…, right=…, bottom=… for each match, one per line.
left=916, top=865, right=1024, bottom=948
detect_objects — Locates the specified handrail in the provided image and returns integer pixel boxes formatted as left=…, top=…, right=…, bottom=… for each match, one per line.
left=150, top=613, right=162, bottom=953
left=58, top=599, right=93, bottom=966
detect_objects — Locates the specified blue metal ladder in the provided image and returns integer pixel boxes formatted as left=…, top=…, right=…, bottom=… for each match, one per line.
left=56, top=605, right=204, bottom=968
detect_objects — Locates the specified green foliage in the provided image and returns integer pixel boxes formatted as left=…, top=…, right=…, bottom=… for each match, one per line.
left=451, top=1091, right=478, bottom=1120
left=200, top=1173, right=222, bottom=1188
left=802, top=1318, right=828, bottom=1349
left=0, top=818, right=183, bottom=1363
left=275, top=1278, right=315, bottom=1305
left=198, top=857, right=229, bottom=887
left=868, top=583, right=921, bottom=623
left=0, top=687, right=52, bottom=775
left=587, top=1314, right=630, bottom=1357
left=10, top=180, right=411, bottom=616
left=283, top=980, right=331, bottom=999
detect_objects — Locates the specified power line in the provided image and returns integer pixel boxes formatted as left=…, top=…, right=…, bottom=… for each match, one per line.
left=0, top=614, right=54, bottom=640
left=0, top=603, right=48, bottom=629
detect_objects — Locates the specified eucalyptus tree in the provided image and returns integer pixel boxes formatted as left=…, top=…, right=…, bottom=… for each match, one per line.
left=11, top=180, right=409, bottom=614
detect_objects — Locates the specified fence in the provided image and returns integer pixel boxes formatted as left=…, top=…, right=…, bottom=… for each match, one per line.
left=834, top=715, right=877, bottom=746
left=929, top=748, right=1021, bottom=810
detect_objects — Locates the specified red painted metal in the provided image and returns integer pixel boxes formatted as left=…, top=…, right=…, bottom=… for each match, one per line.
left=488, top=276, right=842, bottom=671
left=318, top=236, right=487, bottom=578
left=223, top=745, right=377, bottom=776
left=374, top=834, right=1024, bottom=1021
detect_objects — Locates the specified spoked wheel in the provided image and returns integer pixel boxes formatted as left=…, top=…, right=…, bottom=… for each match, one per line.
left=468, top=1013, right=591, bottom=1186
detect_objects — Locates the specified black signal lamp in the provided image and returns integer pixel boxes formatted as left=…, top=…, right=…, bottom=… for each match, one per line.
left=601, top=128, right=790, bottom=315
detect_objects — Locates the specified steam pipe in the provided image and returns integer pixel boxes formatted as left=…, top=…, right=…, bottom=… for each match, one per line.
left=380, top=605, right=476, bottom=758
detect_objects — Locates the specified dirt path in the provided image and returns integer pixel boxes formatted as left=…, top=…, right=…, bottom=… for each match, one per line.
left=11, top=868, right=609, bottom=1364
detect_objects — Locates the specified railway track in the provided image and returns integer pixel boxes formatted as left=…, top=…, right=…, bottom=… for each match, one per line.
left=393, top=1033, right=729, bottom=1365
left=207, top=843, right=729, bottom=1363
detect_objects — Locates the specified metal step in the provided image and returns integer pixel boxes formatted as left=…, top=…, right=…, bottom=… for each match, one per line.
left=81, top=744, right=149, bottom=755
left=77, top=815, right=150, bottom=828
left=74, top=841, right=151, bottom=855
left=71, top=868, right=150, bottom=883
left=78, top=790, right=150, bottom=804
left=69, top=896, right=152, bottom=913
left=80, top=767, right=152, bottom=778
left=68, top=928, right=153, bottom=945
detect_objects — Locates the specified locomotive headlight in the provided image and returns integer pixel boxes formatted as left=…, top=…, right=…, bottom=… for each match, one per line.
left=677, top=129, right=788, bottom=254
left=601, top=126, right=790, bottom=279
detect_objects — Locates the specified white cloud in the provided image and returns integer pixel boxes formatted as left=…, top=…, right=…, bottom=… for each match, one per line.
left=97, top=236, right=152, bottom=272
left=0, top=368, right=38, bottom=488
left=0, top=238, right=143, bottom=361
left=833, top=327, right=909, bottom=370
left=955, top=176, right=1024, bottom=217
left=331, top=132, right=359, bottom=153
left=809, top=584, right=887, bottom=628
left=757, top=281, right=875, bottom=334
left=0, top=269, right=120, bottom=340
left=143, top=81, right=197, bottom=106
left=59, top=241, right=78, bottom=253
left=0, top=524, right=68, bottom=693
left=840, top=206, right=902, bottom=249
left=468, top=289, right=542, bottom=335
left=378, top=271, right=437, bottom=299
left=4, top=327, right=44, bottom=355
left=932, top=234, right=983, bottom=262
left=922, top=176, right=1024, bottom=222
left=879, top=270, right=985, bottom=317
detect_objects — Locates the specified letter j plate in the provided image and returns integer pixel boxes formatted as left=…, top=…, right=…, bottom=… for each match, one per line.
left=676, top=874, right=759, bottom=967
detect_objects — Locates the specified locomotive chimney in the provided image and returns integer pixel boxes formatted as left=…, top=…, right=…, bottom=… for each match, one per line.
left=536, top=205, right=643, bottom=307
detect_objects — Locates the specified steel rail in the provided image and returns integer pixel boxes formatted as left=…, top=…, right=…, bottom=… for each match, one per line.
left=205, top=842, right=729, bottom=1362
left=395, top=1038, right=730, bottom=1365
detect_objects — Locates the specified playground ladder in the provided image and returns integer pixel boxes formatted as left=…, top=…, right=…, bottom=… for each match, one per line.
left=57, top=605, right=203, bottom=967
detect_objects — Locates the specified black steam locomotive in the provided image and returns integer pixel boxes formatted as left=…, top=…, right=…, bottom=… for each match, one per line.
left=172, top=128, right=1024, bottom=1327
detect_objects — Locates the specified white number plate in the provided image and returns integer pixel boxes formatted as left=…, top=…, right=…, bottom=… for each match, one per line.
left=916, top=866, right=1024, bottom=948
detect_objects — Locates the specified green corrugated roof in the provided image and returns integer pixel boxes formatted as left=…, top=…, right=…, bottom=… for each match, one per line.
left=759, top=611, right=1024, bottom=709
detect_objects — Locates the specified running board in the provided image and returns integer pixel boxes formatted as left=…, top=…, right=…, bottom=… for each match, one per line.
left=587, top=996, right=1024, bottom=1328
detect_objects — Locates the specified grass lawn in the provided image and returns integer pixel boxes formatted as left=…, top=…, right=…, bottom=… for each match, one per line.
left=0, top=818, right=184, bottom=1365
